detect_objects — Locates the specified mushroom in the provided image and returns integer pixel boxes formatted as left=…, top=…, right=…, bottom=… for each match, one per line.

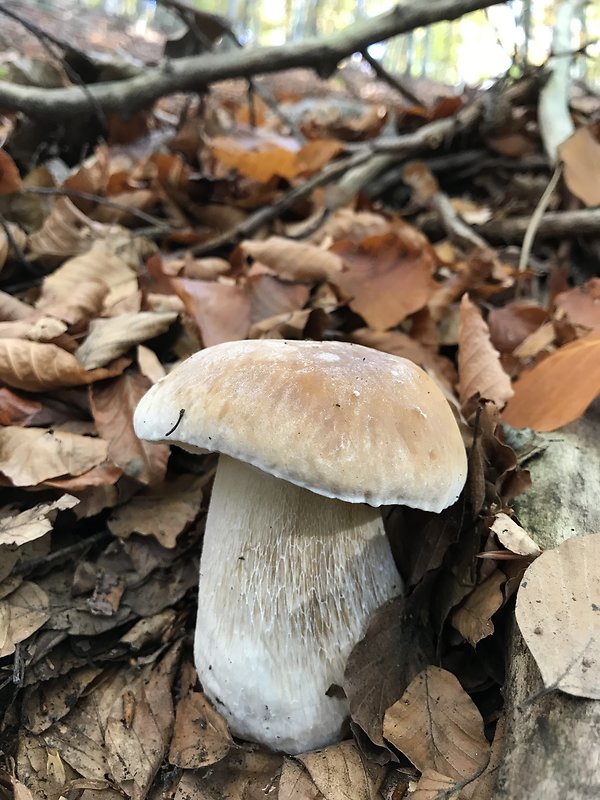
left=133, top=339, right=467, bottom=753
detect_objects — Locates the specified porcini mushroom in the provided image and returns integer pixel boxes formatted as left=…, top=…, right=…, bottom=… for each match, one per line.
left=133, top=339, right=467, bottom=753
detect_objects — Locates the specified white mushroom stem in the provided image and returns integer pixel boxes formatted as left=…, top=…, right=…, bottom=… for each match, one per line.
left=195, top=455, right=402, bottom=754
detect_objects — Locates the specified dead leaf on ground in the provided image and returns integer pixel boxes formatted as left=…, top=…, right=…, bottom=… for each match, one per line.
left=383, top=666, right=490, bottom=781
left=0, top=580, right=50, bottom=657
left=173, top=278, right=250, bottom=347
left=0, top=148, right=22, bottom=194
left=298, top=740, right=385, bottom=800
left=247, top=274, right=310, bottom=324
left=0, top=495, right=78, bottom=546
left=0, top=222, right=26, bottom=269
left=516, top=533, right=600, bottom=699
left=168, top=689, right=232, bottom=768
left=502, top=330, right=600, bottom=431
left=27, top=198, right=109, bottom=260
left=559, top=126, right=600, bottom=207
left=240, top=236, right=343, bottom=282
left=555, top=278, right=600, bottom=331
left=22, top=666, right=102, bottom=735
left=487, top=302, right=548, bottom=354
left=0, top=427, right=108, bottom=486
left=137, top=344, right=166, bottom=383
left=0, top=289, right=32, bottom=321
left=90, top=372, right=169, bottom=485
left=451, top=569, right=506, bottom=646
left=458, top=294, right=514, bottom=409
left=36, top=279, right=108, bottom=328
left=0, top=387, right=43, bottom=425
left=173, top=749, right=282, bottom=800
left=213, top=136, right=342, bottom=181
left=490, top=512, right=541, bottom=557
left=0, top=338, right=129, bottom=392
left=410, top=769, right=460, bottom=799
left=76, top=311, right=177, bottom=370
left=279, top=759, right=324, bottom=800
left=461, top=715, right=505, bottom=799
left=309, top=208, right=390, bottom=245
left=331, top=231, right=437, bottom=331
left=108, top=473, right=205, bottom=547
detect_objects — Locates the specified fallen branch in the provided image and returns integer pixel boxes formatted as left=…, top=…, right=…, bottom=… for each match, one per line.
left=477, top=208, right=600, bottom=242
left=0, top=0, right=505, bottom=118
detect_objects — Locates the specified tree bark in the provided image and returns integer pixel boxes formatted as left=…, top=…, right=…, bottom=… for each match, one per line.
left=0, top=0, right=505, bottom=118
left=494, top=400, right=600, bottom=800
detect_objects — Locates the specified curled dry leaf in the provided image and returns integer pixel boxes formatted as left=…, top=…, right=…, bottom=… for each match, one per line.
left=90, top=372, right=169, bottom=485
left=168, top=690, right=232, bottom=769
left=331, top=231, right=437, bottom=331
left=76, top=311, right=177, bottom=370
left=555, top=278, right=600, bottom=331
left=559, top=126, right=600, bottom=207
left=0, top=581, right=50, bottom=657
left=240, top=236, right=343, bottom=282
left=0, top=338, right=129, bottom=392
left=0, top=427, right=108, bottom=486
left=298, top=740, right=385, bottom=800
left=516, top=533, right=600, bottom=699
left=383, top=666, right=490, bottom=781
left=490, top=512, right=541, bottom=557
left=451, top=569, right=506, bottom=646
left=503, top=330, right=600, bottom=431
left=173, top=278, right=250, bottom=347
left=458, top=294, right=514, bottom=409
left=0, top=495, right=78, bottom=546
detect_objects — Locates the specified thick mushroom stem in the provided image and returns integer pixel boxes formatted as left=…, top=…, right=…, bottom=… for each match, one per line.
left=195, top=455, right=402, bottom=754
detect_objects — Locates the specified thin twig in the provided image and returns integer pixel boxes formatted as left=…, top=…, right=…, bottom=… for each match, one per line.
left=360, top=48, right=422, bottom=106
left=14, top=530, right=111, bottom=576
left=517, top=162, right=563, bottom=290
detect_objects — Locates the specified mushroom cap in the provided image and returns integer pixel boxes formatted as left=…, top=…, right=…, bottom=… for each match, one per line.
left=134, top=339, right=467, bottom=511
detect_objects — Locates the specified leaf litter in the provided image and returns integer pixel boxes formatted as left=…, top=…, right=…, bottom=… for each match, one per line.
left=0, top=7, right=598, bottom=798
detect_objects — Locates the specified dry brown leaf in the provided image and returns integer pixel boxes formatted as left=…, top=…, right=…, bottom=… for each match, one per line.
left=0, top=222, right=26, bottom=269
left=559, top=126, right=600, bottom=207
left=36, top=279, right=108, bottom=328
left=241, top=237, right=343, bottom=282
left=309, top=208, right=390, bottom=245
left=0, top=387, right=43, bottom=425
left=168, top=690, right=232, bottom=768
left=331, top=231, right=437, bottom=331
left=108, top=473, right=205, bottom=547
left=0, top=289, right=32, bottom=321
left=162, top=255, right=231, bottom=280
left=0, top=581, right=50, bottom=657
left=555, top=278, right=600, bottom=331
left=0, top=148, right=22, bottom=194
left=76, top=311, right=177, bottom=370
left=298, top=741, right=385, bottom=800
left=383, top=666, right=490, bottom=781
left=0, top=495, right=78, bottom=546
left=458, top=294, right=514, bottom=408
left=0, top=338, right=128, bottom=391
left=503, top=330, right=600, bottom=431
left=173, top=749, right=282, bottom=800
left=44, top=461, right=123, bottom=491
left=516, top=533, right=600, bottom=699
left=461, top=715, right=505, bottom=800
left=451, top=569, right=506, bottom=645
left=0, top=427, right=108, bottom=486
left=22, top=666, right=102, bottom=734
left=0, top=316, right=68, bottom=343
left=213, top=137, right=342, bottom=182
left=487, top=302, right=548, bottom=354
left=411, top=770, right=461, bottom=799
left=173, top=278, right=250, bottom=347
left=39, top=240, right=138, bottom=308
left=279, top=760, right=324, bottom=800
left=90, top=372, right=169, bottom=485
left=248, top=274, right=310, bottom=325
left=512, top=321, right=556, bottom=360
left=28, top=197, right=110, bottom=259
left=0, top=774, right=35, bottom=800
left=137, top=344, right=166, bottom=383
left=490, top=513, right=541, bottom=557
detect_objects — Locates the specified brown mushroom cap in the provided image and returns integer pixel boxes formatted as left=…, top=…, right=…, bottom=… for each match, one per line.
left=134, top=339, right=467, bottom=512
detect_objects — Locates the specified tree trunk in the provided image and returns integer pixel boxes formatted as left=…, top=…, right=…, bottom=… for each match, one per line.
left=494, top=400, right=600, bottom=800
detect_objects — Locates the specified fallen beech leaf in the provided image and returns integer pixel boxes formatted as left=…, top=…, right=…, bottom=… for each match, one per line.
left=458, top=294, right=514, bottom=408
left=90, top=372, right=169, bottom=485
left=28, top=197, right=109, bottom=259
left=0, top=427, right=108, bottom=486
left=503, top=330, right=600, bottom=431
left=240, top=237, right=343, bottom=282
left=461, top=715, right=505, bottom=799
left=76, top=311, right=177, bottom=370
left=555, top=278, right=600, bottom=330
left=0, top=316, right=68, bottom=343
left=0, top=290, right=32, bottom=321
left=0, top=148, right=21, bottom=194
left=173, top=749, right=282, bottom=799
left=516, top=533, right=600, bottom=699
left=44, top=461, right=123, bottom=491
left=487, top=302, right=548, bottom=354
left=451, top=569, right=506, bottom=645
left=411, top=770, right=459, bottom=800
left=490, top=512, right=541, bottom=557
left=383, top=666, right=490, bottom=781
left=310, top=208, right=390, bottom=245
left=108, top=473, right=205, bottom=547
left=173, top=278, right=250, bottom=347
left=0, top=222, right=26, bottom=269
left=0, top=388, right=43, bottom=426
left=137, top=344, right=165, bottom=383
left=0, top=495, right=78, bottom=546
left=279, top=759, right=324, bottom=800
left=298, top=741, right=384, bottom=800
left=213, top=137, right=342, bottom=182
left=0, top=338, right=129, bottom=391
left=331, top=231, right=437, bottom=331
left=512, top=321, right=556, bottom=360
left=22, top=666, right=102, bottom=734
left=168, top=690, right=232, bottom=768
left=36, top=279, right=108, bottom=328
left=559, top=126, right=600, bottom=207
left=248, top=274, right=310, bottom=324
left=162, top=255, right=231, bottom=280
left=0, top=581, right=50, bottom=657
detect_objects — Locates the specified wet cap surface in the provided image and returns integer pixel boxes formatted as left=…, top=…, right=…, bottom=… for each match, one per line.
left=134, top=339, right=467, bottom=511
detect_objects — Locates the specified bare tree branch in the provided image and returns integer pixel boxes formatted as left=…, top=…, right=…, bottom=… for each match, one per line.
left=0, top=0, right=505, bottom=119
